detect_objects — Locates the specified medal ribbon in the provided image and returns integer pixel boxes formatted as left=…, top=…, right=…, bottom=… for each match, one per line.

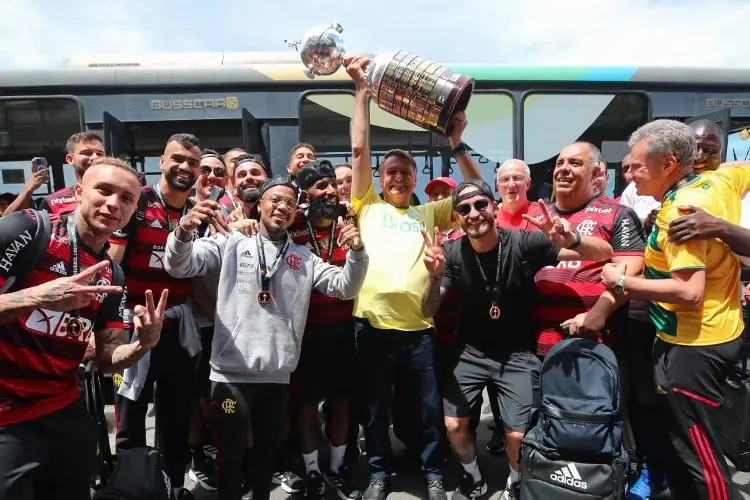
left=471, top=232, right=503, bottom=320
left=152, top=183, right=189, bottom=232
left=304, top=218, right=337, bottom=263
left=256, top=234, right=291, bottom=304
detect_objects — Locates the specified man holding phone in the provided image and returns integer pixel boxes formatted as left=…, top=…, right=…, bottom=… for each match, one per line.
left=194, top=150, right=231, bottom=216
left=37, top=132, right=106, bottom=215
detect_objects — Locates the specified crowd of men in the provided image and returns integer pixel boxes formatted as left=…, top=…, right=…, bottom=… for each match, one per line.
left=0, top=55, right=748, bottom=500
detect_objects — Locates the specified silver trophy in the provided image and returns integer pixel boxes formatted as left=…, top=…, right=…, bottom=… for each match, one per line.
left=288, top=24, right=475, bottom=137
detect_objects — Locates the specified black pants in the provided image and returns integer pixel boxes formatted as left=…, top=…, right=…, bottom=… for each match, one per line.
left=653, top=336, right=742, bottom=500
left=115, top=324, right=197, bottom=488
left=617, top=319, right=666, bottom=470
left=0, top=399, right=96, bottom=500
left=212, top=381, right=288, bottom=500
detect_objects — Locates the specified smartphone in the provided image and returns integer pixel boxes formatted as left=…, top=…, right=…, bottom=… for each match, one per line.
left=31, top=157, right=49, bottom=183
left=208, top=186, right=224, bottom=202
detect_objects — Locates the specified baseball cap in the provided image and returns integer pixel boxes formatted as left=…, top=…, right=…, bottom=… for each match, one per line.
left=424, top=177, right=457, bottom=195
left=297, top=159, right=335, bottom=191
left=452, top=179, right=495, bottom=209
left=259, top=174, right=300, bottom=198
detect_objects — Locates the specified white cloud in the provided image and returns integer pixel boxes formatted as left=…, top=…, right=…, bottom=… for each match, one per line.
left=0, top=0, right=749, bottom=69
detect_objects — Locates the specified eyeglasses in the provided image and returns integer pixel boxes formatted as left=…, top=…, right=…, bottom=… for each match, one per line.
left=497, top=175, right=527, bottom=185
left=267, top=196, right=297, bottom=210
left=455, top=198, right=490, bottom=216
left=201, top=166, right=227, bottom=177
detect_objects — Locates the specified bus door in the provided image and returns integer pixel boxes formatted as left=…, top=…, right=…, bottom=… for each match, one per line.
left=242, top=109, right=271, bottom=168
left=103, top=111, right=134, bottom=162
left=686, top=108, right=731, bottom=163
left=0, top=95, right=86, bottom=197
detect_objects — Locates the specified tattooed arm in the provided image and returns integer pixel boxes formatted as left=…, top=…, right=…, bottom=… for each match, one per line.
left=0, top=289, right=41, bottom=323
left=94, top=328, right=148, bottom=373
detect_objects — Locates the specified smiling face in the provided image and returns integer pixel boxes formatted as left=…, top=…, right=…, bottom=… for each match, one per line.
left=496, top=162, right=530, bottom=205
left=379, top=154, right=416, bottom=208
left=160, top=140, right=201, bottom=192
left=455, top=186, right=497, bottom=239
left=553, top=143, right=599, bottom=203
left=75, top=162, right=142, bottom=236
left=234, top=160, right=269, bottom=203
left=259, top=185, right=298, bottom=235
left=306, top=176, right=340, bottom=219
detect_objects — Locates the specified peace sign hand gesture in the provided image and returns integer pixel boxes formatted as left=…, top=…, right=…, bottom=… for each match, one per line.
left=421, top=227, right=446, bottom=277
left=522, top=199, right=577, bottom=248
left=132, top=289, right=169, bottom=350
left=35, top=260, right=124, bottom=312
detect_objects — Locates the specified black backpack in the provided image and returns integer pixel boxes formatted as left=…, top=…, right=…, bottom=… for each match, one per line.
left=94, top=447, right=176, bottom=500
left=520, top=338, right=630, bottom=500
left=0, top=209, right=52, bottom=294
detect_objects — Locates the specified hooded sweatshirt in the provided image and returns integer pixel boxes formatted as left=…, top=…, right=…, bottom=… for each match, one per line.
left=164, top=230, right=368, bottom=384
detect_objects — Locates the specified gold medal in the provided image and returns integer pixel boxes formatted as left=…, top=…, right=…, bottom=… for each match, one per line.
left=489, top=305, right=501, bottom=320
left=258, top=291, right=271, bottom=305
left=67, top=317, right=84, bottom=338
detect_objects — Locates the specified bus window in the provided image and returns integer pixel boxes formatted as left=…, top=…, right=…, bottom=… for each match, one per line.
left=0, top=97, right=84, bottom=196
left=300, top=91, right=514, bottom=195
left=522, top=93, right=649, bottom=200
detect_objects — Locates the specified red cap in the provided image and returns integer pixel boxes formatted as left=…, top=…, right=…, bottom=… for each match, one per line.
left=424, top=177, right=457, bottom=195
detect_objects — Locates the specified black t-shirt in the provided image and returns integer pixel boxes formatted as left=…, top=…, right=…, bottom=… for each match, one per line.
left=441, top=229, right=560, bottom=358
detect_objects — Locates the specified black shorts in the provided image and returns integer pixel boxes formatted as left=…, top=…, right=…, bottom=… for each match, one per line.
left=0, top=399, right=97, bottom=500
left=291, top=322, right=356, bottom=404
left=443, top=347, right=540, bottom=433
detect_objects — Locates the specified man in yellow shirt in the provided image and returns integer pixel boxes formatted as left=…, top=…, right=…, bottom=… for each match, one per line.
left=343, top=56, right=482, bottom=500
left=599, top=119, right=747, bottom=500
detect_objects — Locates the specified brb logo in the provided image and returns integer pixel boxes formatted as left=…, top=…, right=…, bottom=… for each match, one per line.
left=549, top=463, right=588, bottom=490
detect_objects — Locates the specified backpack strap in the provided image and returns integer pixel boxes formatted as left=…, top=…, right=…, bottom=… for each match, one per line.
left=0, top=210, right=52, bottom=294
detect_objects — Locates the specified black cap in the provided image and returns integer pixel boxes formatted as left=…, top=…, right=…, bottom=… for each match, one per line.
left=259, top=174, right=300, bottom=198
left=452, top=179, right=495, bottom=209
left=235, top=154, right=271, bottom=177
left=297, top=159, right=335, bottom=191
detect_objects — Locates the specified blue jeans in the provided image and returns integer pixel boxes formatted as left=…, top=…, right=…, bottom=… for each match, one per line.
left=354, top=319, right=444, bottom=481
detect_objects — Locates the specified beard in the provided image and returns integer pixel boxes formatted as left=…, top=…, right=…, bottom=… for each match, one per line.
left=165, top=169, right=195, bottom=192
left=460, top=217, right=494, bottom=239
left=238, top=186, right=261, bottom=203
left=308, top=195, right=339, bottom=219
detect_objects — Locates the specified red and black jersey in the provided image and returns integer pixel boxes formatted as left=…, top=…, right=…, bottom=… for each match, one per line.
left=219, top=192, right=240, bottom=214
left=288, top=213, right=352, bottom=325
left=527, top=196, right=645, bottom=356
left=37, top=186, right=77, bottom=216
left=495, top=201, right=538, bottom=230
left=0, top=210, right=125, bottom=427
left=109, top=186, right=197, bottom=310
left=434, top=227, right=465, bottom=344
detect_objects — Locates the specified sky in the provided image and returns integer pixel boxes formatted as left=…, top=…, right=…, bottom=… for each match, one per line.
left=2, top=0, right=750, bottom=69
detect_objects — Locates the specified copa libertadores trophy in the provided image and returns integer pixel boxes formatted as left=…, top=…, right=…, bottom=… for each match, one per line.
left=286, top=23, right=475, bottom=137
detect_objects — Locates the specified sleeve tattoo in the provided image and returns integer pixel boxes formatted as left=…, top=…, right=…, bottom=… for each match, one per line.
left=94, top=328, right=145, bottom=373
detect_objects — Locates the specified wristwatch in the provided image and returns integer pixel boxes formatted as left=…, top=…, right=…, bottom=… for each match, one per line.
left=451, top=142, right=470, bottom=157
left=612, top=275, right=627, bottom=295
left=566, top=230, right=582, bottom=250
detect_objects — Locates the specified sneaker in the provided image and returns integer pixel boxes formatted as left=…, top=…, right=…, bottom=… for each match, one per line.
left=427, top=478, right=447, bottom=500
left=188, top=463, right=217, bottom=492
left=273, top=470, right=304, bottom=494
left=455, top=471, right=487, bottom=499
left=627, top=466, right=671, bottom=500
left=486, top=430, right=506, bottom=455
left=174, top=488, right=195, bottom=500
left=325, top=468, right=361, bottom=500
left=362, top=478, right=389, bottom=500
left=304, top=471, right=326, bottom=499
left=498, top=481, right=519, bottom=500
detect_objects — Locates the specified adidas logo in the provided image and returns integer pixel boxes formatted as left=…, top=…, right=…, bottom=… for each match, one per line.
left=50, top=262, right=67, bottom=275
left=240, top=249, right=253, bottom=258
left=150, top=220, right=162, bottom=229
left=550, top=463, right=587, bottom=490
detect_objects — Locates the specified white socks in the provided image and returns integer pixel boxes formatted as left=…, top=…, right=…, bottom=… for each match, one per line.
left=302, top=450, right=320, bottom=474
left=329, top=444, right=347, bottom=473
left=507, top=467, right=520, bottom=486
left=461, top=457, right=482, bottom=482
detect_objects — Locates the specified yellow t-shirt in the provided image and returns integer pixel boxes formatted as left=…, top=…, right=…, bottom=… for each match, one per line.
left=352, top=183, right=454, bottom=331
left=645, top=166, right=750, bottom=346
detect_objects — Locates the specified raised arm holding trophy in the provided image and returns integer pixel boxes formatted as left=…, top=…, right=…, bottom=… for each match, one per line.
left=289, top=23, right=475, bottom=136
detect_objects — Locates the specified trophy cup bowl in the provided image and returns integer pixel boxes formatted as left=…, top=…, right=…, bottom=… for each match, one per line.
left=292, top=24, right=475, bottom=137
left=298, top=23, right=346, bottom=78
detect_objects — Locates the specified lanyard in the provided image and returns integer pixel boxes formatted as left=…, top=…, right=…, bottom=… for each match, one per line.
left=471, top=232, right=503, bottom=320
left=152, top=183, right=188, bottom=232
left=256, top=234, right=291, bottom=305
left=304, top=218, right=337, bottom=262
left=661, top=173, right=698, bottom=204
left=65, top=215, right=87, bottom=338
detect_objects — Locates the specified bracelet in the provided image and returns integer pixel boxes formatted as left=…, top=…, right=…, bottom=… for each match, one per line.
left=174, top=225, right=193, bottom=243
left=566, top=230, right=582, bottom=250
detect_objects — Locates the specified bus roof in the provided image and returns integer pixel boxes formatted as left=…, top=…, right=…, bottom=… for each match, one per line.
left=0, top=51, right=748, bottom=88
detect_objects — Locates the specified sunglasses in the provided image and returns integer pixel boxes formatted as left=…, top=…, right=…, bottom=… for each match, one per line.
left=201, top=166, right=227, bottom=177
left=455, top=198, right=490, bottom=216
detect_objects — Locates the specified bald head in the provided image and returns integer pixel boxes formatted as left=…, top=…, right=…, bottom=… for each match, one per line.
left=497, top=159, right=531, bottom=179
left=496, top=159, right=531, bottom=207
